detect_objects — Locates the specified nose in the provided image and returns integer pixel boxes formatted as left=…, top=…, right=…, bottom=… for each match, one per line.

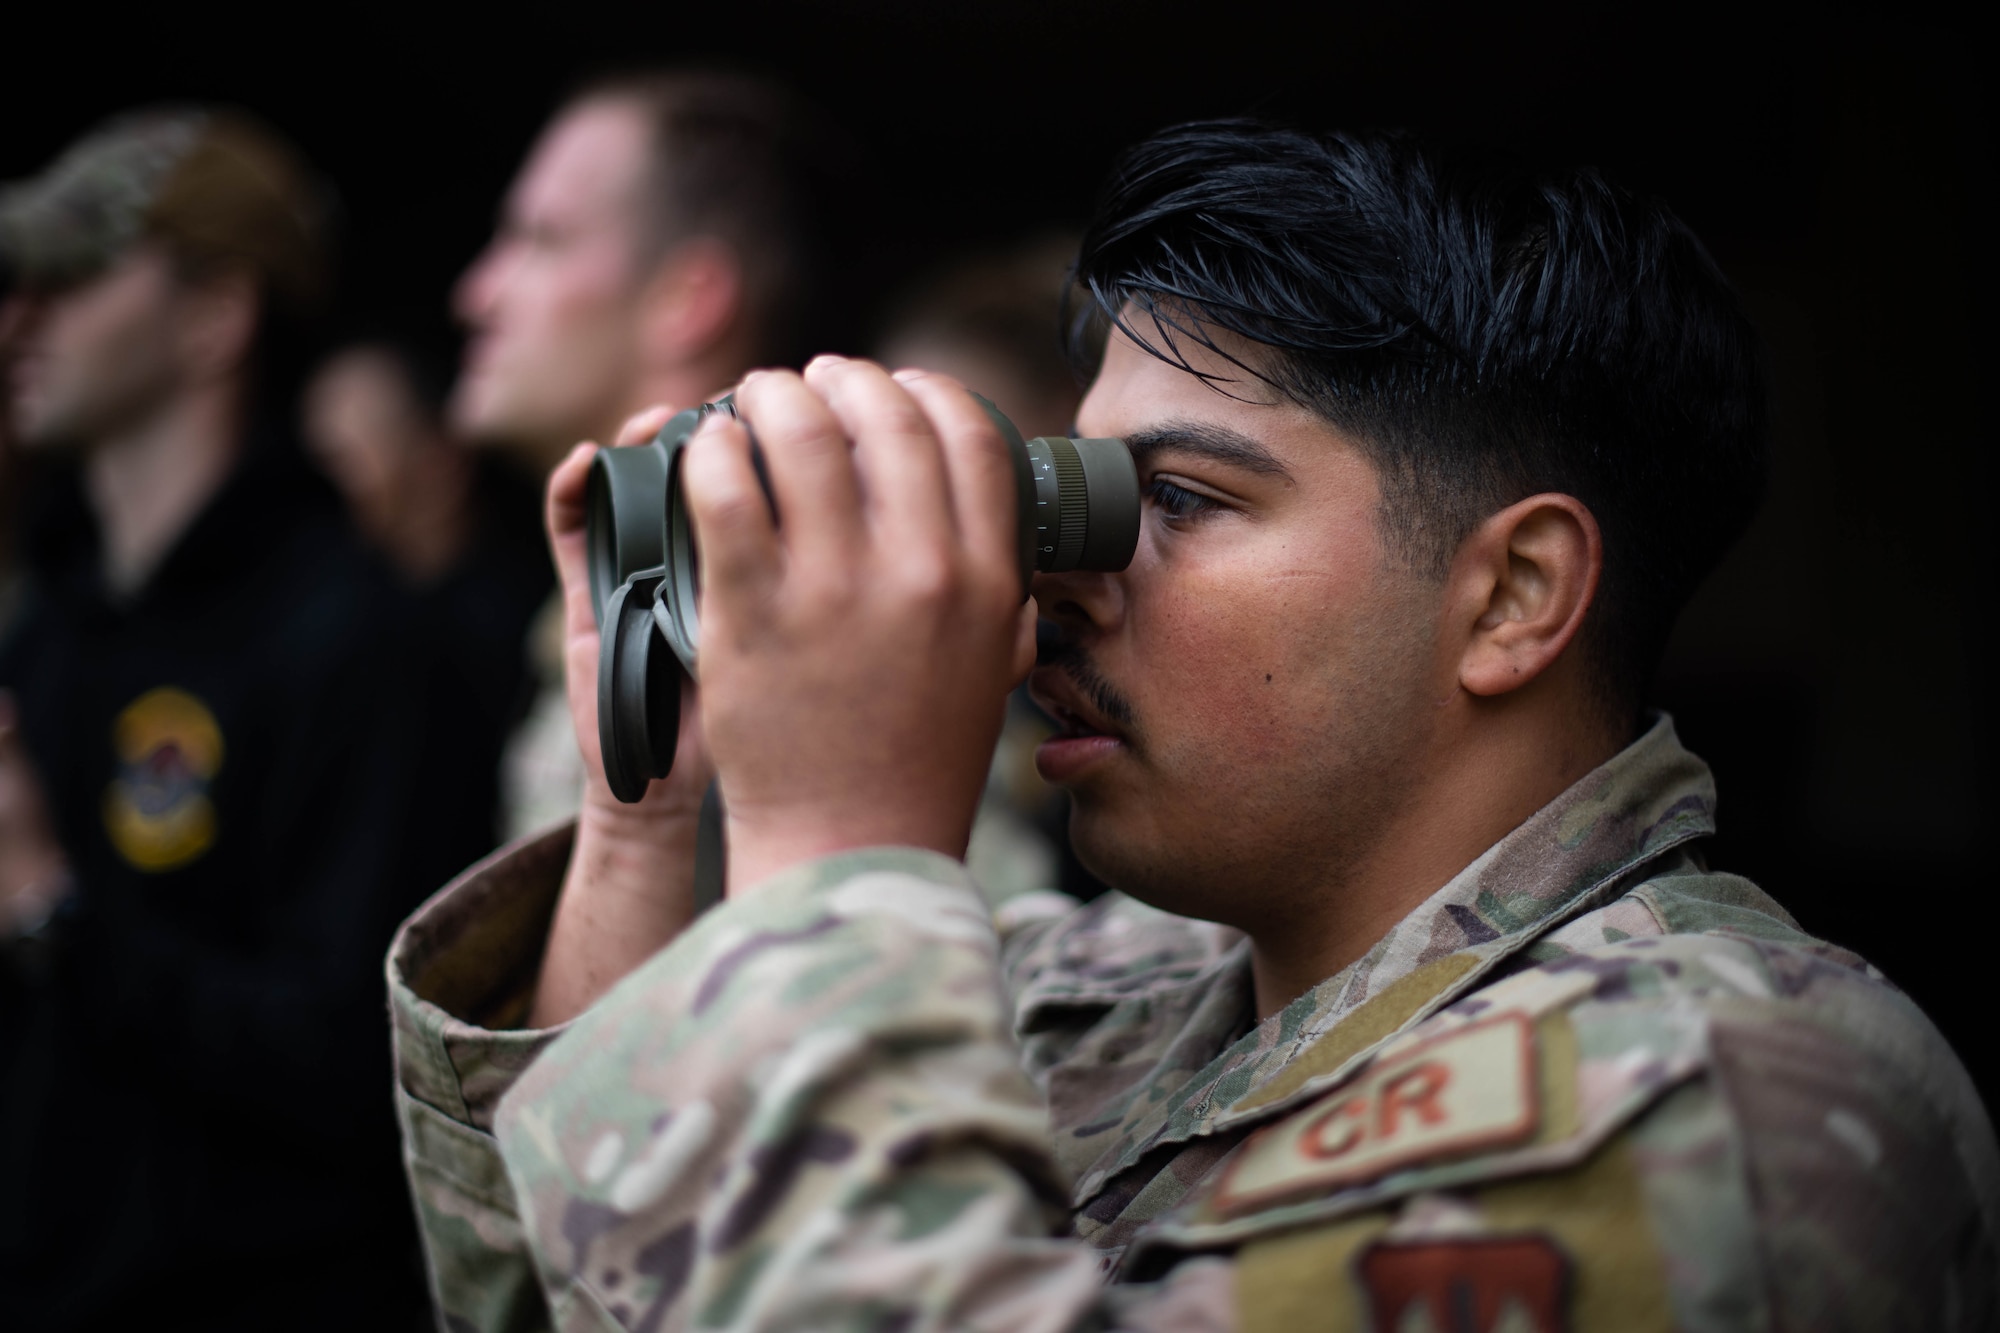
left=452, top=243, right=504, bottom=328
left=1031, top=567, right=1126, bottom=644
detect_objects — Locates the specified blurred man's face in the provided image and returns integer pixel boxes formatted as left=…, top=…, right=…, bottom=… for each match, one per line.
left=451, top=97, right=654, bottom=464
left=7, top=246, right=187, bottom=449
left=1028, top=321, right=1449, bottom=929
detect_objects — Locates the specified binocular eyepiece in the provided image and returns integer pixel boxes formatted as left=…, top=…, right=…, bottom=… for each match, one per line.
left=585, top=394, right=1140, bottom=802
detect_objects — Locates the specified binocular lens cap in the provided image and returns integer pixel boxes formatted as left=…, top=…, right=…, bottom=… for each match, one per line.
left=586, top=438, right=674, bottom=628
left=597, top=572, right=681, bottom=802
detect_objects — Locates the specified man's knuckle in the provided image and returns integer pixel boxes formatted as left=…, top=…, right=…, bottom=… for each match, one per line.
left=896, top=550, right=957, bottom=605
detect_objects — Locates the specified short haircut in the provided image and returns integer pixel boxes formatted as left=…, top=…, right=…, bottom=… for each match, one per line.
left=1068, top=122, right=1769, bottom=723
left=571, top=69, right=854, bottom=366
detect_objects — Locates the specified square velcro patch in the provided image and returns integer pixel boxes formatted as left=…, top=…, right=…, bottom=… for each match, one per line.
left=1357, top=1234, right=1570, bottom=1332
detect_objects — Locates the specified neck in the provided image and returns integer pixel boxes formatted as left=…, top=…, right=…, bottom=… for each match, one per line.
left=85, top=378, right=244, bottom=596
left=1246, top=683, right=1624, bottom=1019
left=625, top=359, right=746, bottom=440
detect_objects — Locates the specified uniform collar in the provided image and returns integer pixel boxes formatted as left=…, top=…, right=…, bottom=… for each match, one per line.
left=1062, top=713, right=1716, bottom=1205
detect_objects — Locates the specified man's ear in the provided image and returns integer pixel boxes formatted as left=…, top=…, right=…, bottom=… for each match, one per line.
left=637, top=237, right=745, bottom=365
left=1449, top=492, right=1602, bottom=698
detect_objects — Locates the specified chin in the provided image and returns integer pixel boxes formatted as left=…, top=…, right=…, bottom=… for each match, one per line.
left=1067, top=798, right=1210, bottom=920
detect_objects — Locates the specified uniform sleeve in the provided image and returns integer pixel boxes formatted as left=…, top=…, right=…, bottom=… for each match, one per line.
left=400, top=846, right=2000, bottom=1332
left=478, top=845, right=1255, bottom=1332
left=388, top=823, right=576, bottom=1333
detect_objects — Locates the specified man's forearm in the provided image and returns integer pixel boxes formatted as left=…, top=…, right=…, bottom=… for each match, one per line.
left=528, top=798, right=703, bottom=1027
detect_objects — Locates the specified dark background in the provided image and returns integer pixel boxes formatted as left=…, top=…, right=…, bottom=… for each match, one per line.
left=6, top=4, right=1990, bottom=1100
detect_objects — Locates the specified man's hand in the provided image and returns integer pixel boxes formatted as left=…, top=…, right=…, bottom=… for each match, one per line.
left=0, top=691, right=71, bottom=937
left=681, top=357, right=1037, bottom=895
left=530, top=409, right=716, bottom=1027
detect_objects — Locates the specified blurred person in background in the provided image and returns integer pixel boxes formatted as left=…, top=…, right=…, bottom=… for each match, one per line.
left=0, top=108, right=482, bottom=1330
left=875, top=237, right=1095, bottom=903
left=877, top=235, right=1085, bottom=441
left=451, top=68, right=850, bottom=840
left=306, top=335, right=481, bottom=588
left=1, top=281, right=23, bottom=632
left=0, top=274, right=63, bottom=942
left=304, top=332, right=552, bottom=842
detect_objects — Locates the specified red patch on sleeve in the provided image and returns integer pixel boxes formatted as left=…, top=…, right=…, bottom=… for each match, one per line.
left=1357, top=1235, right=1570, bottom=1333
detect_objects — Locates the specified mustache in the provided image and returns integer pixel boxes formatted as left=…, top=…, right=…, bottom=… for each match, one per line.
left=1035, top=621, right=1138, bottom=733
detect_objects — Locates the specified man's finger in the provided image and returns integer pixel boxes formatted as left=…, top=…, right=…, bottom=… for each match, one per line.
left=682, top=413, right=782, bottom=623
left=806, top=356, right=955, bottom=555
left=1010, top=601, right=1039, bottom=683
left=547, top=441, right=598, bottom=538
left=615, top=404, right=678, bottom=449
left=546, top=442, right=599, bottom=636
left=895, top=370, right=1019, bottom=586
left=732, top=369, right=863, bottom=571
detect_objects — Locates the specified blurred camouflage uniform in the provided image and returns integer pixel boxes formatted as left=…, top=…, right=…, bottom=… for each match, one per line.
left=389, top=716, right=2000, bottom=1331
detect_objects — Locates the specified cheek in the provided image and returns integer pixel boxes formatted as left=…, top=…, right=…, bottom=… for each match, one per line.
left=45, top=302, right=111, bottom=369
left=1132, top=546, right=1370, bottom=756
left=540, top=250, right=636, bottom=342
left=51, top=298, right=157, bottom=389
left=1128, top=512, right=1424, bottom=764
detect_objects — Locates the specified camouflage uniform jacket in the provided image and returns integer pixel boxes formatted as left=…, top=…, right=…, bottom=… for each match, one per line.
left=388, top=717, right=2000, bottom=1331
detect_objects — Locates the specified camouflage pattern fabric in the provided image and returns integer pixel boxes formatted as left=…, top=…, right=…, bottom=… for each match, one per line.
left=389, top=716, right=2000, bottom=1331
left=0, top=109, right=206, bottom=288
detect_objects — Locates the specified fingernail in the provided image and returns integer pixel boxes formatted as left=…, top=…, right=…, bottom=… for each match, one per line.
left=891, top=368, right=925, bottom=383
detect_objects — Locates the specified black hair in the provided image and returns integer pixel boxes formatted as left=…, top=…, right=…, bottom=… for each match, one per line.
left=1068, top=121, right=1768, bottom=725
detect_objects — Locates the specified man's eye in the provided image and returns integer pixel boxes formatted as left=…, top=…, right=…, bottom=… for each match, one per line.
left=1148, top=478, right=1220, bottom=521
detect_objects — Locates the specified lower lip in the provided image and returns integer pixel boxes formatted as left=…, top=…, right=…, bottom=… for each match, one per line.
left=1035, top=733, right=1124, bottom=783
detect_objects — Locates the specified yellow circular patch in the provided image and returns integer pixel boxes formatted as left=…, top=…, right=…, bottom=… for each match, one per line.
left=102, top=686, right=225, bottom=872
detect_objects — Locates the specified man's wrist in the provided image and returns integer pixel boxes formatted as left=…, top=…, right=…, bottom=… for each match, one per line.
left=722, top=807, right=969, bottom=899
left=530, top=795, right=706, bottom=1028
left=578, top=780, right=704, bottom=843
left=570, top=789, right=703, bottom=903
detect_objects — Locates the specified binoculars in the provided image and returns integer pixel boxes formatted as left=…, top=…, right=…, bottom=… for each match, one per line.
left=585, top=394, right=1141, bottom=801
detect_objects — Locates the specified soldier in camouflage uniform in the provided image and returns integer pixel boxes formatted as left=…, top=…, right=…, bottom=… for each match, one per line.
left=387, top=123, right=1999, bottom=1331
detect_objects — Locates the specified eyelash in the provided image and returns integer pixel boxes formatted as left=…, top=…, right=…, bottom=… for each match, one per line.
left=1148, top=478, right=1222, bottom=522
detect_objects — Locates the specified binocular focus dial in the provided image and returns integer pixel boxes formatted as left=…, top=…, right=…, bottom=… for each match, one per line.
left=1022, top=434, right=1140, bottom=575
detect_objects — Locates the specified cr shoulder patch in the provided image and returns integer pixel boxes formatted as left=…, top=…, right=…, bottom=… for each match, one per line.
left=1358, top=1234, right=1570, bottom=1333
left=102, top=686, right=224, bottom=872
left=1215, top=1013, right=1538, bottom=1215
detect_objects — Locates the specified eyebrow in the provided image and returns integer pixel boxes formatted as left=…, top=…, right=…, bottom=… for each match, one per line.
left=1119, top=421, right=1293, bottom=480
